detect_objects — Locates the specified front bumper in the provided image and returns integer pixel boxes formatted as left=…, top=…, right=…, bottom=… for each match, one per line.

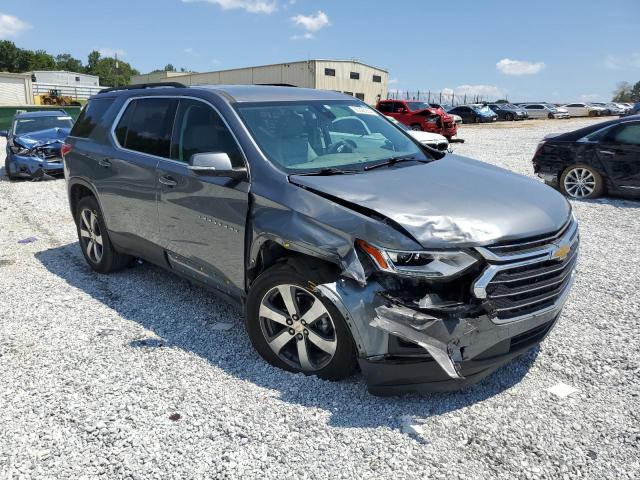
left=7, top=152, right=64, bottom=178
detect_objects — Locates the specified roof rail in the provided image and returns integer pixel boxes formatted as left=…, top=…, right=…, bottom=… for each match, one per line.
left=98, top=82, right=187, bottom=94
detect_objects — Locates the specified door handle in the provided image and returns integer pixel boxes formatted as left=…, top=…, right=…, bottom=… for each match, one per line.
left=599, top=150, right=615, bottom=155
left=98, top=158, right=112, bottom=167
left=159, top=175, right=177, bottom=187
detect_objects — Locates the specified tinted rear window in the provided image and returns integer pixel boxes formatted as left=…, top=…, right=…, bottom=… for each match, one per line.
left=70, top=98, right=115, bottom=138
left=115, top=98, right=177, bottom=157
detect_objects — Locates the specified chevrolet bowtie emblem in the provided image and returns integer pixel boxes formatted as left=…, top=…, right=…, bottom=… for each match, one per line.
left=552, top=244, right=570, bottom=261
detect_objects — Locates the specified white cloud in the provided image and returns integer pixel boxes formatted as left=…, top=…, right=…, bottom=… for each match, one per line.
left=182, top=0, right=277, bottom=14
left=0, top=13, right=30, bottom=38
left=443, top=84, right=505, bottom=99
left=97, top=47, right=126, bottom=58
left=580, top=93, right=601, bottom=102
left=388, top=78, right=399, bottom=85
left=496, top=58, right=545, bottom=76
left=604, top=53, right=640, bottom=70
left=291, top=10, right=330, bottom=38
left=185, top=47, right=199, bottom=57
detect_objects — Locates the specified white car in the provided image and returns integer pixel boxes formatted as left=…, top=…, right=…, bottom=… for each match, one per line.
left=386, top=116, right=449, bottom=151
left=521, top=103, right=569, bottom=119
left=562, top=103, right=604, bottom=117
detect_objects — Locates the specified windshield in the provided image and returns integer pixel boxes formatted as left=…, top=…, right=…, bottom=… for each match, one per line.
left=14, top=116, right=73, bottom=135
left=236, top=101, right=428, bottom=173
left=405, top=101, right=431, bottom=111
left=475, top=106, right=494, bottom=115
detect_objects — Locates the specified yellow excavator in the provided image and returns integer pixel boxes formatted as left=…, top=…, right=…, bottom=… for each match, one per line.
left=36, top=89, right=82, bottom=106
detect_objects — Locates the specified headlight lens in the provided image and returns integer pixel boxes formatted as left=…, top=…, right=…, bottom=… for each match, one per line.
left=357, top=239, right=478, bottom=278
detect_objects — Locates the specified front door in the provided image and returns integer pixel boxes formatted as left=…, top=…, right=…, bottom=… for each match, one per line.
left=157, top=98, right=249, bottom=298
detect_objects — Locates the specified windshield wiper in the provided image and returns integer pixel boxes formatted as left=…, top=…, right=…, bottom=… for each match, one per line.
left=363, top=155, right=423, bottom=171
left=292, top=167, right=361, bottom=176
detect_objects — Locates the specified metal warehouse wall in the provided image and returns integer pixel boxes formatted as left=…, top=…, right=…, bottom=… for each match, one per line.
left=0, top=73, right=33, bottom=106
left=31, top=71, right=100, bottom=86
left=314, top=61, right=388, bottom=105
left=163, top=62, right=315, bottom=88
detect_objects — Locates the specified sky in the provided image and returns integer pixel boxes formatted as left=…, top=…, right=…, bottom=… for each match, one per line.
left=1, top=0, right=639, bottom=102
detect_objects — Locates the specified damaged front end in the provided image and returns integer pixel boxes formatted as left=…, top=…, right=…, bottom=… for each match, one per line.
left=8, top=138, right=66, bottom=180
left=314, top=213, right=579, bottom=395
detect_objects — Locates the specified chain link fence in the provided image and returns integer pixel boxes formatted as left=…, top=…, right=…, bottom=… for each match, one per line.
left=386, top=90, right=499, bottom=106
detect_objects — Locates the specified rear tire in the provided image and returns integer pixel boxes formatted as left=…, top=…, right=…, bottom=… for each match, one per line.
left=559, top=165, right=604, bottom=199
left=410, top=123, right=422, bottom=131
left=75, top=196, right=132, bottom=273
left=505, top=113, right=514, bottom=121
left=246, top=259, right=357, bottom=381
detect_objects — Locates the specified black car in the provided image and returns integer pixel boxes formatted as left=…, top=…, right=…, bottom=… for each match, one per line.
left=487, top=103, right=528, bottom=121
left=533, top=115, right=640, bottom=199
left=447, top=105, right=497, bottom=123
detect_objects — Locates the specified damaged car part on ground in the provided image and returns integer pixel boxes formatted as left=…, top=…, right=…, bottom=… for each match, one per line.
left=64, top=84, right=578, bottom=395
left=2, top=110, right=73, bottom=180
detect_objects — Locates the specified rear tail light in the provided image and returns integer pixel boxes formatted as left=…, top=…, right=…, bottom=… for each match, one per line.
left=61, top=143, right=72, bottom=158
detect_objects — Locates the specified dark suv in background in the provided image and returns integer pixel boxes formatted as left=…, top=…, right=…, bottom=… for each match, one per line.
left=63, top=83, right=578, bottom=394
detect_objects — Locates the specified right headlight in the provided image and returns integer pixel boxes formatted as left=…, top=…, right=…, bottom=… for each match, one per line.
left=356, top=239, right=478, bottom=278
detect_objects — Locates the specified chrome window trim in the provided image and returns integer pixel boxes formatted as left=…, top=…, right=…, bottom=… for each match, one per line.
left=109, top=95, right=250, bottom=173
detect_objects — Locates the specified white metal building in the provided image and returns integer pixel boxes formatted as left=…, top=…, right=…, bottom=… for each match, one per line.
left=0, top=72, right=33, bottom=105
left=31, top=70, right=103, bottom=100
left=132, top=60, right=389, bottom=105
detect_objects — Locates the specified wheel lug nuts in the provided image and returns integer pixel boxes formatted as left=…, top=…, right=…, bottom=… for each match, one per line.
left=292, top=315, right=298, bottom=321
left=301, top=320, right=307, bottom=326
left=296, top=333, right=303, bottom=340
left=286, top=319, right=293, bottom=325
left=288, top=328, right=295, bottom=335
left=303, top=329, right=308, bottom=336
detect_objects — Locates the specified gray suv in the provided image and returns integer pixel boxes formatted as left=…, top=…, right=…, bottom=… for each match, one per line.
left=64, top=83, right=578, bottom=395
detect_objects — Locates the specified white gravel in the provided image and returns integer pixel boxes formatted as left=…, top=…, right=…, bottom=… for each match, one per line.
left=1, top=118, right=638, bottom=479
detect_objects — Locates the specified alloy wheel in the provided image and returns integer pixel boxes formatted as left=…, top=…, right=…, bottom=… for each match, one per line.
left=563, top=168, right=596, bottom=198
left=259, top=284, right=337, bottom=372
left=79, top=208, right=104, bottom=263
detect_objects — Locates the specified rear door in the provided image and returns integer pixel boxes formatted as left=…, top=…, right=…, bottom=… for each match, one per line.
left=156, top=98, right=249, bottom=298
left=103, top=97, right=177, bottom=260
left=597, top=121, right=640, bottom=190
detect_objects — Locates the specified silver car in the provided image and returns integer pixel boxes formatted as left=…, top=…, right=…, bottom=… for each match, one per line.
left=521, top=103, right=570, bottom=119
left=64, top=84, right=578, bottom=395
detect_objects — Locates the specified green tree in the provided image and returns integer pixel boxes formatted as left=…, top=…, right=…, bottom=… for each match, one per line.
left=90, top=55, right=139, bottom=87
left=0, top=40, right=20, bottom=71
left=164, top=63, right=176, bottom=72
left=86, top=50, right=101, bottom=74
left=55, top=53, right=84, bottom=73
left=612, top=81, right=633, bottom=102
left=30, top=50, right=57, bottom=70
left=631, top=81, right=640, bottom=102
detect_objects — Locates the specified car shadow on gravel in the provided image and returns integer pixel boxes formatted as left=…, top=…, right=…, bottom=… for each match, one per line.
left=37, top=242, right=540, bottom=431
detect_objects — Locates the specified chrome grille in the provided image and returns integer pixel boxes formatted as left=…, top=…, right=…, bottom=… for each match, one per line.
left=474, top=215, right=578, bottom=323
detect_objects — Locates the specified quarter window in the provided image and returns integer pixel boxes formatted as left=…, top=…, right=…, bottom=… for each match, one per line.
left=609, top=123, right=640, bottom=146
left=115, top=98, right=177, bottom=157
left=324, top=68, right=336, bottom=77
left=71, top=98, right=115, bottom=139
left=377, top=102, right=392, bottom=113
left=170, top=99, right=244, bottom=167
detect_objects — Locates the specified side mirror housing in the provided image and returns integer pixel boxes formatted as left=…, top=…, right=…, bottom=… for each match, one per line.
left=188, top=152, right=247, bottom=180
left=0, top=130, right=8, bottom=138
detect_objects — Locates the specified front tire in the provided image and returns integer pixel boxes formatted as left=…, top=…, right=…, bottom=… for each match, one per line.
left=246, top=259, right=357, bottom=381
left=75, top=196, right=131, bottom=273
left=560, top=165, right=604, bottom=199
left=505, top=113, right=514, bottom=121
left=410, top=123, right=422, bottom=131
left=4, top=155, right=17, bottom=180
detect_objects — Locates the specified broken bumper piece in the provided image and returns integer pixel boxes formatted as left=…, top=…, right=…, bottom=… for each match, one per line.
left=361, top=302, right=563, bottom=396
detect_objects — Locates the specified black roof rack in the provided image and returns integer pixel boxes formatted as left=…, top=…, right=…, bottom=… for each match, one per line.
left=99, top=82, right=187, bottom=94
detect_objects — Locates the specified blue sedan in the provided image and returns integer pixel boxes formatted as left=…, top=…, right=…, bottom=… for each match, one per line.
left=2, top=110, right=73, bottom=180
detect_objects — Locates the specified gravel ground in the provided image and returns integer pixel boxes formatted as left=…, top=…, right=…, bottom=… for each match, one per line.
left=1, top=118, right=638, bottom=479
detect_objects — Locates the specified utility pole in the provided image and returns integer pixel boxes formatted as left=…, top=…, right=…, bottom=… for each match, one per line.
left=114, top=53, right=120, bottom=88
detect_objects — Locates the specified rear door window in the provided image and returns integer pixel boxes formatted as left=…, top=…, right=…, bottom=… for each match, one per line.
left=609, top=122, right=640, bottom=146
left=115, top=98, right=177, bottom=158
left=170, top=99, right=244, bottom=167
left=70, top=98, right=115, bottom=139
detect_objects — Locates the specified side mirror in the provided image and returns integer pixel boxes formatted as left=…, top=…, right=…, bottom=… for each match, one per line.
left=0, top=130, right=7, bottom=138
left=188, top=152, right=247, bottom=180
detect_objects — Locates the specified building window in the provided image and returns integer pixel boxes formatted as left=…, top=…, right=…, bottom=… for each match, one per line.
left=350, top=72, right=360, bottom=80
left=75, top=76, right=80, bottom=82
left=343, top=91, right=353, bottom=96
left=372, top=75, right=382, bottom=83
left=325, top=68, right=336, bottom=77
left=355, top=93, right=365, bottom=101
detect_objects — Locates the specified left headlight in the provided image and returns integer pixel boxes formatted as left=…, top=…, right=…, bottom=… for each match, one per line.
left=356, top=239, right=478, bottom=278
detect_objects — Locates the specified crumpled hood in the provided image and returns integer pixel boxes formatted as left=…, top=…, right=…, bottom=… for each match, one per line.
left=290, top=155, right=571, bottom=248
left=14, top=127, right=70, bottom=149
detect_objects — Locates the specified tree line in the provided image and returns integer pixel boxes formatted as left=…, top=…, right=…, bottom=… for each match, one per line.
left=612, top=81, right=640, bottom=103
left=0, top=41, right=184, bottom=87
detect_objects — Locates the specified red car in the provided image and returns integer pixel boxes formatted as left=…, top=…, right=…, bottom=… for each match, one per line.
left=376, top=99, right=458, bottom=139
